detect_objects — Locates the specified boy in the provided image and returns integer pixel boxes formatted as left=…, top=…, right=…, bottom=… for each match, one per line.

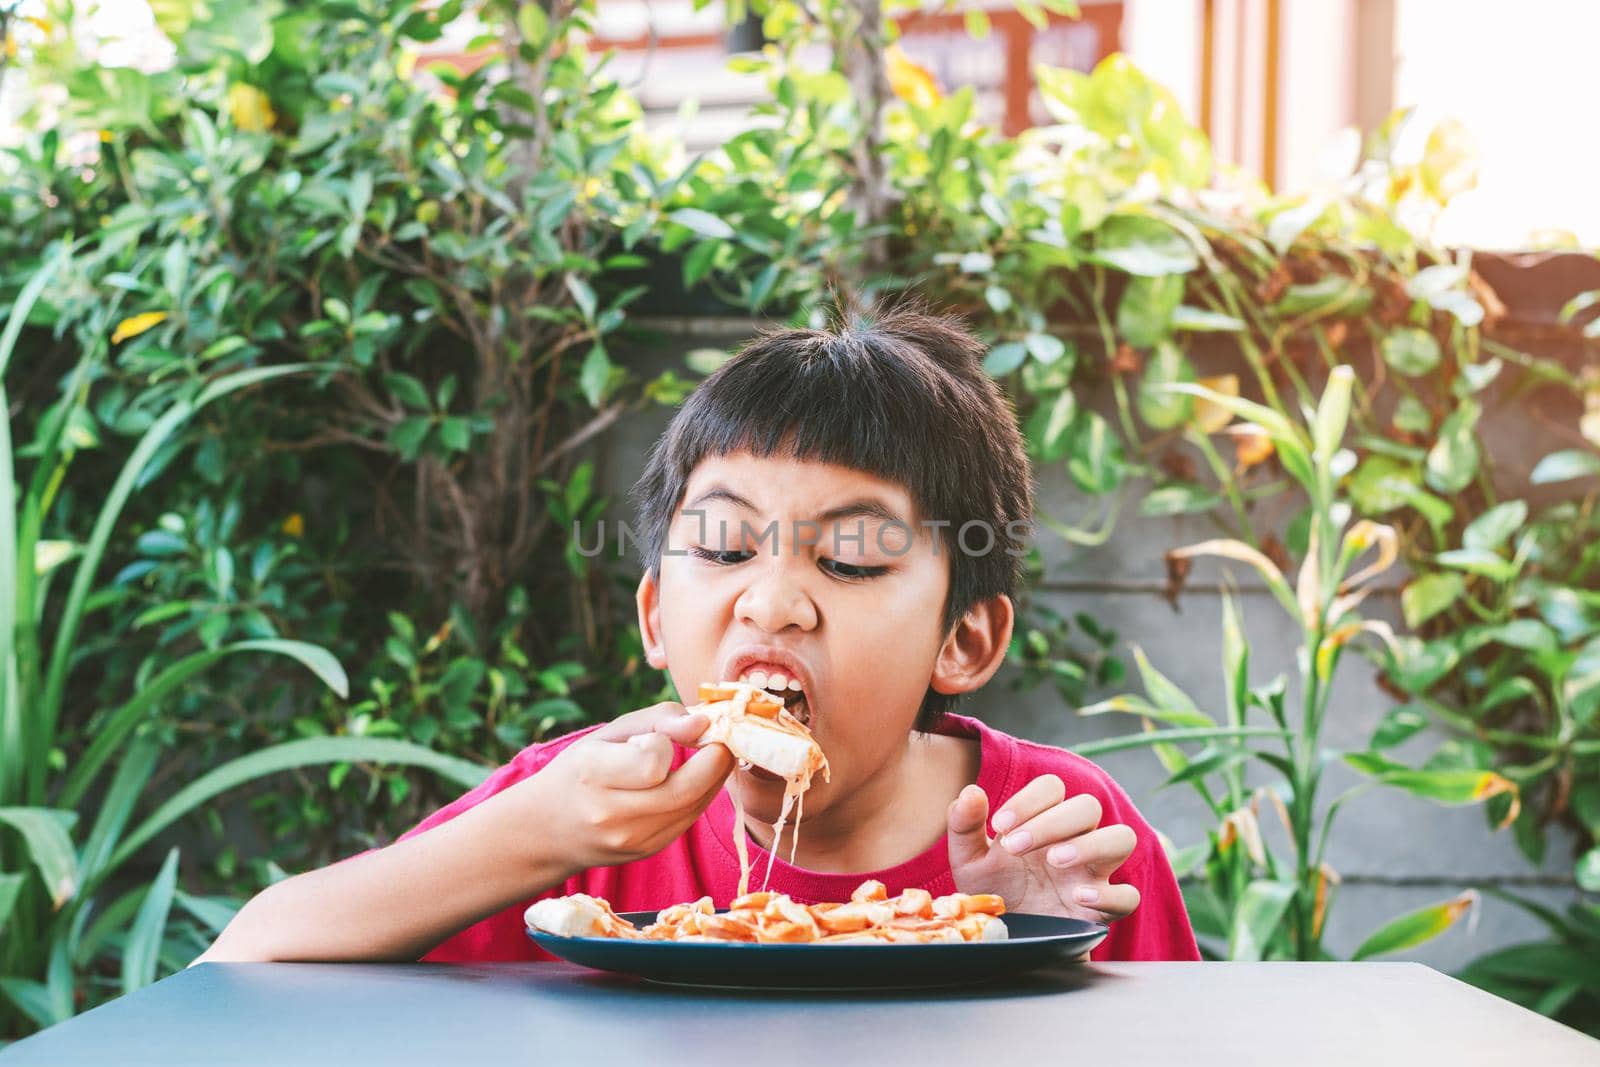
left=198, top=308, right=1199, bottom=964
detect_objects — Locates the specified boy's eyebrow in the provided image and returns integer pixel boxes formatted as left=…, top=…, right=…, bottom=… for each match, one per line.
left=684, top=486, right=908, bottom=526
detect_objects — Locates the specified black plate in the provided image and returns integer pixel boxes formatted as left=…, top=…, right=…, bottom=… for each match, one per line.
left=527, top=912, right=1107, bottom=989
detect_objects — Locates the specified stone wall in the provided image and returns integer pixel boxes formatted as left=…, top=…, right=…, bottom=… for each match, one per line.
left=596, top=318, right=1582, bottom=970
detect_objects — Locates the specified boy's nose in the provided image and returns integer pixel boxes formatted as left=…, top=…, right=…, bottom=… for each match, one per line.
left=734, top=562, right=818, bottom=633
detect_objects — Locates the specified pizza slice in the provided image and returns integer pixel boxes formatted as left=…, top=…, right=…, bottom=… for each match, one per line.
left=692, top=680, right=830, bottom=895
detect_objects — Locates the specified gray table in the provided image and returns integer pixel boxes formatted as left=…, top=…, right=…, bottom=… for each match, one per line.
left=3, top=961, right=1597, bottom=1066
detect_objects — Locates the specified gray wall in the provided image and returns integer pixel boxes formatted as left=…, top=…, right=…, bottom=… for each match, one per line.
left=600, top=319, right=1580, bottom=970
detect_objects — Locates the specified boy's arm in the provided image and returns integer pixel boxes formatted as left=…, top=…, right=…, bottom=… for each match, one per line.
left=194, top=774, right=572, bottom=963
left=194, top=706, right=733, bottom=964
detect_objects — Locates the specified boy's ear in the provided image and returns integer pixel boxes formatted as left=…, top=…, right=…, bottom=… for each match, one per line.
left=636, top=571, right=668, bottom=670
left=929, top=594, right=1015, bottom=696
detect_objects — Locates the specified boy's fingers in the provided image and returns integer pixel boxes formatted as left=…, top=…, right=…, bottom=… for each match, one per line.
left=946, top=784, right=992, bottom=870
left=990, top=774, right=1068, bottom=838
left=1042, top=823, right=1137, bottom=872
left=1080, top=882, right=1141, bottom=922
left=583, top=732, right=676, bottom=789
left=654, top=742, right=736, bottom=811
left=652, top=711, right=711, bottom=747
left=1001, top=794, right=1109, bottom=857
left=595, top=702, right=689, bottom=742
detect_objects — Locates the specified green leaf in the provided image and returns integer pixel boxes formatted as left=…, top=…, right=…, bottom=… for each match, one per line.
left=1139, top=483, right=1222, bottom=517
left=1380, top=328, right=1442, bottom=377
left=1028, top=390, right=1077, bottom=461
left=1065, top=411, right=1127, bottom=494
left=1477, top=619, right=1558, bottom=656
left=1564, top=636, right=1600, bottom=728
left=1312, top=366, right=1354, bottom=464
left=1370, top=704, right=1429, bottom=750
left=667, top=208, right=735, bottom=239
left=1402, top=572, right=1465, bottom=629
left=1576, top=848, right=1600, bottom=893
left=1130, top=645, right=1215, bottom=726
left=1425, top=401, right=1480, bottom=494
left=1530, top=449, right=1600, bottom=485
left=1344, top=758, right=1516, bottom=809
left=105, top=738, right=491, bottom=881
left=1229, top=880, right=1295, bottom=961
left=382, top=372, right=431, bottom=410
left=580, top=345, right=612, bottom=408
left=1352, top=893, right=1474, bottom=960
left=62, top=639, right=349, bottom=810
left=1024, top=333, right=1066, bottom=365
left=982, top=341, right=1027, bottom=377
left=1463, top=500, right=1527, bottom=552
left=565, top=274, right=597, bottom=321
left=1070, top=726, right=1284, bottom=758
left=1170, top=306, right=1244, bottom=332
left=685, top=348, right=730, bottom=376
left=0, top=808, right=78, bottom=908
left=1136, top=342, right=1194, bottom=430
left=1162, top=747, right=1247, bottom=788
left=1435, top=548, right=1517, bottom=582
left=1087, top=215, right=1198, bottom=276
left=122, top=847, right=180, bottom=995
left=0, top=872, right=26, bottom=931
left=1116, top=274, right=1184, bottom=348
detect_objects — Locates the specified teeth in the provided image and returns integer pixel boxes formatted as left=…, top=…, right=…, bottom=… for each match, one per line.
left=766, top=672, right=789, bottom=690
left=786, top=677, right=803, bottom=692
left=747, top=669, right=768, bottom=688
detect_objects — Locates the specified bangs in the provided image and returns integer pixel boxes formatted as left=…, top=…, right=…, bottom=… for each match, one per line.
left=656, top=329, right=962, bottom=530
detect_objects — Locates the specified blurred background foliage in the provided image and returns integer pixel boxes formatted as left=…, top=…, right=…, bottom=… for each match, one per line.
left=0, top=0, right=1596, bottom=1040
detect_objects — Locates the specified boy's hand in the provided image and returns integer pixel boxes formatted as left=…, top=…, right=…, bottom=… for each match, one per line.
left=947, top=776, right=1140, bottom=925
left=530, top=703, right=734, bottom=876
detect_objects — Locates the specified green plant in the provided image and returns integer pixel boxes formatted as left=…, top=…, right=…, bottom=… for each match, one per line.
left=1457, top=889, right=1600, bottom=1037
left=1083, top=368, right=1512, bottom=961
left=0, top=250, right=493, bottom=1041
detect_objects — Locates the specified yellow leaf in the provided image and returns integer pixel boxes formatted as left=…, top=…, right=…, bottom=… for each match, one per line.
left=111, top=311, right=168, bottom=344
left=886, top=45, right=941, bottom=110
left=1191, top=374, right=1239, bottom=433
left=397, top=48, right=418, bottom=79
left=1311, top=863, right=1341, bottom=940
left=1475, top=772, right=1520, bottom=829
left=1226, top=423, right=1275, bottom=471
left=226, top=83, right=277, bottom=133
left=423, top=618, right=453, bottom=654
left=281, top=513, right=305, bottom=538
left=22, top=15, right=53, bottom=34
left=1340, top=519, right=1399, bottom=591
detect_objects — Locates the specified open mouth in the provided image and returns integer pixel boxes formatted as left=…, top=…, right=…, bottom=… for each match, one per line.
left=735, top=668, right=812, bottom=727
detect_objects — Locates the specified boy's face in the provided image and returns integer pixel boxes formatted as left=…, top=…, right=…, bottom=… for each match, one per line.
left=636, top=450, right=1007, bottom=824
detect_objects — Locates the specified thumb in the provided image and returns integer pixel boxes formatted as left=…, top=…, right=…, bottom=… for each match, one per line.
left=947, top=784, right=992, bottom=871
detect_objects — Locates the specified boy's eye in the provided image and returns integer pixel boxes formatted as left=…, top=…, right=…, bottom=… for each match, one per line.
left=820, top=559, right=889, bottom=580
left=690, top=546, right=753, bottom=565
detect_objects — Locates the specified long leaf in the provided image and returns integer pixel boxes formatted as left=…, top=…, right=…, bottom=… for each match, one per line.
left=122, top=847, right=180, bottom=995
left=76, top=737, right=161, bottom=885
left=37, top=364, right=325, bottom=801
left=1229, top=879, right=1295, bottom=961
left=1352, top=892, right=1475, bottom=960
left=0, top=976, right=65, bottom=1030
left=0, top=807, right=79, bottom=908
left=103, top=738, right=490, bottom=880
left=0, top=244, right=71, bottom=804
left=1071, top=726, right=1285, bottom=758
left=62, top=639, right=349, bottom=808
left=1343, top=757, right=1521, bottom=826
left=0, top=870, right=25, bottom=931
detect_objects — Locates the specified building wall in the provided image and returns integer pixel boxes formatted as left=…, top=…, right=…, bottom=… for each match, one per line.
left=597, top=318, right=1581, bottom=971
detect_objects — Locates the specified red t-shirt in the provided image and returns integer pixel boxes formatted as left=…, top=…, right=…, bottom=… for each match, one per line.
left=401, top=713, right=1199, bottom=963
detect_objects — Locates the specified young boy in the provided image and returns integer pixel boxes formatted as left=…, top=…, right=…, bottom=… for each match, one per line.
left=197, top=308, right=1199, bottom=964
